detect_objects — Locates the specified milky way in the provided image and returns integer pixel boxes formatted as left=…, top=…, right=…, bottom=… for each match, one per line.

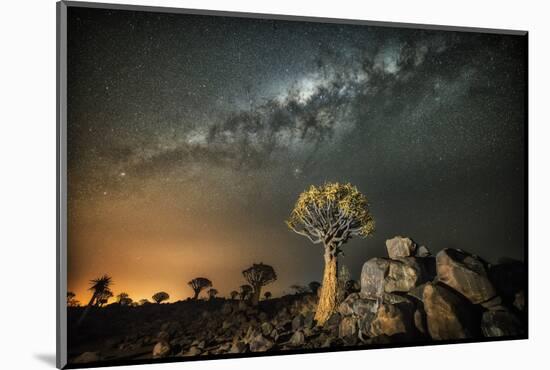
left=67, top=7, right=526, bottom=302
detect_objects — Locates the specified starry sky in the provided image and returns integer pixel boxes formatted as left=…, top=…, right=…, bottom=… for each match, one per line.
left=66, top=6, right=526, bottom=304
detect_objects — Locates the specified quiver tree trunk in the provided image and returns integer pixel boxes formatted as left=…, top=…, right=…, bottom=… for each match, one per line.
left=251, top=285, right=261, bottom=306
left=314, top=245, right=339, bottom=325
left=193, top=290, right=199, bottom=300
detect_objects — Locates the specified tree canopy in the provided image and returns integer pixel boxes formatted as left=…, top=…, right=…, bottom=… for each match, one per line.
left=152, top=291, right=170, bottom=304
left=188, top=277, right=212, bottom=299
left=286, top=182, right=375, bottom=253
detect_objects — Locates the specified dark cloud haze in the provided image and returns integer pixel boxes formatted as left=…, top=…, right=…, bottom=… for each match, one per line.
left=67, top=7, right=526, bottom=303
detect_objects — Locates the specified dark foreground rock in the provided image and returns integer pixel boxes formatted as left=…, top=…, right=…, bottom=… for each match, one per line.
left=436, top=248, right=496, bottom=304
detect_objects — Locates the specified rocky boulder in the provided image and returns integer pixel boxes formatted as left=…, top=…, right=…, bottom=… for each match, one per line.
left=229, top=341, right=247, bottom=353
left=422, top=282, right=478, bottom=340
left=338, top=316, right=358, bottom=338
left=249, top=334, right=274, bottom=352
left=292, top=314, right=304, bottom=331
left=361, top=257, right=429, bottom=298
left=288, top=330, right=305, bottom=346
left=338, top=292, right=416, bottom=339
left=488, top=260, right=526, bottom=305
left=367, top=299, right=415, bottom=337
left=436, top=248, right=496, bottom=304
left=153, top=341, right=171, bottom=358
left=481, top=310, right=525, bottom=337
left=361, top=258, right=388, bottom=298
left=386, top=236, right=417, bottom=258
left=73, top=352, right=101, bottom=364
left=416, top=245, right=432, bottom=257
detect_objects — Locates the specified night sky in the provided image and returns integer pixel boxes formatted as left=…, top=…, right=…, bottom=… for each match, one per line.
left=67, top=6, right=526, bottom=303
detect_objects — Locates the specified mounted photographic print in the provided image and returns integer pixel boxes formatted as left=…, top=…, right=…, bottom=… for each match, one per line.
left=56, top=1, right=528, bottom=368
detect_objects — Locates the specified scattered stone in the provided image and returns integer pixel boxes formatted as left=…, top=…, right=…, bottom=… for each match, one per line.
left=249, top=334, right=274, bottom=352
left=261, top=322, right=274, bottom=337
left=238, top=300, right=248, bottom=311
left=304, top=312, right=315, bottom=329
left=73, top=352, right=101, bottom=364
left=324, top=312, right=342, bottom=329
left=481, top=310, right=525, bottom=337
left=288, top=330, right=305, bottom=346
left=153, top=341, right=171, bottom=358
left=436, top=248, right=496, bottom=304
left=222, top=320, right=233, bottom=330
left=156, top=330, right=170, bottom=342
left=229, top=341, right=247, bottom=353
left=338, top=316, right=357, bottom=338
left=258, top=311, right=269, bottom=322
left=221, top=303, right=233, bottom=315
left=292, top=314, right=304, bottom=331
left=514, top=290, right=525, bottom=312
left=386, top=236, right=416, bottom=258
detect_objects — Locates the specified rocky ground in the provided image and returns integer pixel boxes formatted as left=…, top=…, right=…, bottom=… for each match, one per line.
left=68, top=236, right=526, bottom=366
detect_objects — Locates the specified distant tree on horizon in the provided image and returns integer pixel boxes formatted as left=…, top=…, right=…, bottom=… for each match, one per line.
left=188, top=277, right=212, bottom=300
left=116, top=292, right=132, bottom=306
left=264, top=291, right=272, bottom=300
left=207, top=288, right=218, bottom=300
left=308, top=281, right=321, bottom=295
left=239, top=284, right=253, bottom=301
left=139, top=298, right=151, bottom=305
left=96, top=291, right=114, bottom=307
left=229, top=290, right=239, bottom=300
left=67, top=291, right=80, bottom=307
left=242, top=263, right=277, bottom=305
left=78, top=275, right=114, bottom=326
left=286, top=182, right=375, bottom=325
left=67, top=291, right=75, bottom=302
left=290, top=284, right=308, bottom=294
left=152, top=291, right=170, bottom=304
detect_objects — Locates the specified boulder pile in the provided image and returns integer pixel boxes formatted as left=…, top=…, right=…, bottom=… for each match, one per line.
left=338, top=236, right=526, bottom=343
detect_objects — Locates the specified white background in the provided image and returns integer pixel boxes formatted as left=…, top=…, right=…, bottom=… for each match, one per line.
left=1, top=0, right=548, bottom=368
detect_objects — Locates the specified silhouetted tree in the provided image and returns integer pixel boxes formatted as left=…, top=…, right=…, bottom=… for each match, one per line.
left=230, top=290, right=239, bottom=300
left=242, top=263, right=277, bottom=305
left=290, top=284, right=308, bottom=294
left=78, top=275, right=113, bottom=326
left=188, top=277, right=212, bottom=300
left=239, top=284, right=253, bottom=300
left=264, top=291, right=272, bottom=300
left=152, top=291, right=169, bottom=304
left=67, top=291, right=75, bottom=303
left=309, top=281, right=321, bottom=295
left=96, top=291, right=113, bottom=307
left=67, top=291, right=80, bottom=307
left=207, top=288, right=218, bottom=300
left=116, top=292, right=131, bottom=305
left=286, top=182, right=375, bottom=324
left=139, top=299, right=151, bottom=305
